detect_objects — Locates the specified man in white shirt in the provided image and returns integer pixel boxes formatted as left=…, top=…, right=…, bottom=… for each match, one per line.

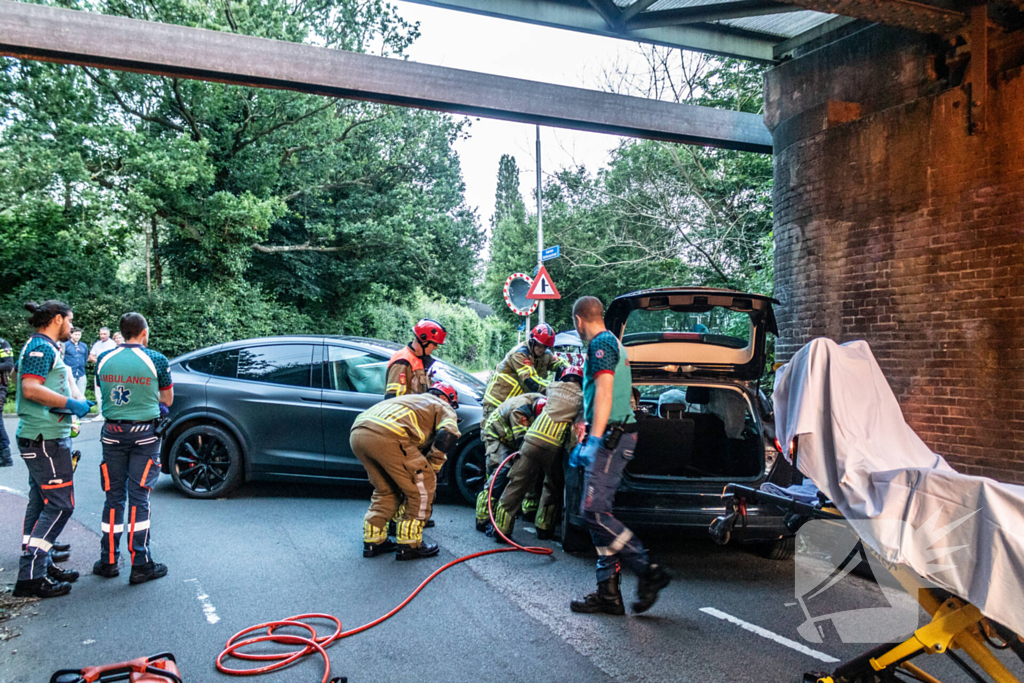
left=88, top=327, right=118, bottom=419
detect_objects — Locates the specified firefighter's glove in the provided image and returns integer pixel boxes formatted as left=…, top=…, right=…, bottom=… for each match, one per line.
left=569, top=436, right=602, bottom=469
left=65, top=397, right=94, bottom=418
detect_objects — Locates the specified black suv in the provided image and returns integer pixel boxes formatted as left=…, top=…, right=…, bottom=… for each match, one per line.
left=561, top=288, right=797, bottom=558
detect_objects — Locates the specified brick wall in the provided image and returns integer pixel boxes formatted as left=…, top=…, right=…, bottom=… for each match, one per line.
left=769, top=28, right=1024, bottom=483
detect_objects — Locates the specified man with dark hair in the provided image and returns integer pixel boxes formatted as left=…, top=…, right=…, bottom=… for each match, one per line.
left=568, top=296, right=671, bottom=616
left=92, top=312, right=174, bottom=585
left=13, top=300, right=93, bottom=599
left=0, top=333, right=13, bottom=467
left=64, top=328, right=88, bottom=399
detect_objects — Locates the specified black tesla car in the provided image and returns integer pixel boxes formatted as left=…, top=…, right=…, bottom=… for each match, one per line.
left=159, top=336, right=487, bottom=501
left=560, top=288, right=799, bottom=559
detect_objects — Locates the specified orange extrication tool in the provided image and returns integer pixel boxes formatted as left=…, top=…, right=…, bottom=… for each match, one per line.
left=216, top=451, right=553, bottom=683
left=51, top=652, right=182, bottom=682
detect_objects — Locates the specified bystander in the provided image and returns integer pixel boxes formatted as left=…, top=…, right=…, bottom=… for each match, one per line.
left=64, top=328, right=88, bottom=399
left=88, top=327, right=117, bottom=418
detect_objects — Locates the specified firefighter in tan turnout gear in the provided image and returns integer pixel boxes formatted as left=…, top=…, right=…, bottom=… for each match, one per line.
left=492, top=366, right=584, bottom=543
left=350, top=382, right=460, bottom=560
left=384, top=319, right=447, bottom=400
left=474, top=392, right=545, bottom=532
left=481, top=323, right=567, bottom=423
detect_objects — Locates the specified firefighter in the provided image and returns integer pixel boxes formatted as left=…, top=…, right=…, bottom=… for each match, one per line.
left=384, top=319, right=447, bottom=400
left=492, top=366, right=583, bottom=542
left=92, top=313, right=173, bottom=585
left=481, top=323, right=567, bottom=423
left=473, top=392, right=545, bottom=532
left=569, top=296, right=670, bottom=616
left=350, top=382, right=460, bottom=560
left=12, top=301, right=93, bottom=599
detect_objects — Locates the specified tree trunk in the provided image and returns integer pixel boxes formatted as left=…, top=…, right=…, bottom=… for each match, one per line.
left=151, top=216, right=163, bottom=287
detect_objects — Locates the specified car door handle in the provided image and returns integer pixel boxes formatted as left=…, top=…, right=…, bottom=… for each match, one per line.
left=321, top=398, right=347, bottom=405
left=300, top=396, right=344, bottom=405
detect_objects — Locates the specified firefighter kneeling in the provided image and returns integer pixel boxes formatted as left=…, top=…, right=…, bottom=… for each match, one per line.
left=350, top=382, right=460, bottom=561
left=474, top=393, right=545, bottom=532
left=491, top=366, right=584, bottom=543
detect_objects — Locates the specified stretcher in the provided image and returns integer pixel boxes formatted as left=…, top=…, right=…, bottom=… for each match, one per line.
left=710, top=338, right=1024, bottom=683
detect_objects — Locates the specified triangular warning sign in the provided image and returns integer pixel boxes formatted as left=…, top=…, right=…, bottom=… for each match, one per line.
left=526, top=264, right=561, bottom=300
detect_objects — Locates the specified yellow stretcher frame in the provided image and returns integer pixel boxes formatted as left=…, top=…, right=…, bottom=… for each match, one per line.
left=713, top=486, right=1024, bottom=683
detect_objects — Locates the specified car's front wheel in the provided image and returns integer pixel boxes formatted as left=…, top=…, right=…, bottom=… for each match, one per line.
left=453, top=436, right=486, bottom=504
left=169, top=424, right=243, bottom=499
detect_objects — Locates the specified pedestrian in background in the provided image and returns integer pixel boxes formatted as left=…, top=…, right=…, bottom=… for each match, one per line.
left=13, top=300, right=93, bottom=599
left=92, top=312, right=173, bottom=584
left=0, top=334, right=13, bottom=467
left=112, top=331, right=124, bottom=345
left=64, top=328, right=88, bottom=399
left=89, top=326, right=117, bottom=418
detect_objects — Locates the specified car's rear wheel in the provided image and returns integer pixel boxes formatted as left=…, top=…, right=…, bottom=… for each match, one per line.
left=453, top=436, right=486, bottom=504
left=169, top=424, right=243, bottom=499
left=755, top=535, right=795, bottom=561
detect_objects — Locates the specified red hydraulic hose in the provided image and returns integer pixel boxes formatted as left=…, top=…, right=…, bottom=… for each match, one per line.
left=216, top=451, right=553, bottom=683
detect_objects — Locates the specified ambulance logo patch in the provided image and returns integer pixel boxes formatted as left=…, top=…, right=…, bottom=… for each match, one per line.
left=112, top=385, right=131, bottom=406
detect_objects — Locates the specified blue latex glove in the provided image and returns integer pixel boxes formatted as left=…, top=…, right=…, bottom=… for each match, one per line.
left=159, top=403, right=170, bottom=418
left=569, top=436, right=602, bottom=469
left=65, top=398, right=94, bottom=418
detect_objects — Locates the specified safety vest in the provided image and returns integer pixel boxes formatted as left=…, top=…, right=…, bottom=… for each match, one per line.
left=385, top=345, right=433, bottom=398
left=523, top=381, right=583, bottom=450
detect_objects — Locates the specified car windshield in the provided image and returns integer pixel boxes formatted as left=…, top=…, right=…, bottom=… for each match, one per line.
left=623, top=307, right=753, bottom=349
left=432, top=359, right=484, bottom=402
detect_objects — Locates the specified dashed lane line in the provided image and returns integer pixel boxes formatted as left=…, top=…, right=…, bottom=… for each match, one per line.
left=700, top=607, right=840, bottom=664
left=184, top=578, right=221, bottom=625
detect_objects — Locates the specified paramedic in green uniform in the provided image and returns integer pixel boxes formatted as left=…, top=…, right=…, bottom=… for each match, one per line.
left=92, top=312, right=174, bottom=585
left=13, top=300, right=93, bottom=599
left=568, top=296, right=671, bottom=616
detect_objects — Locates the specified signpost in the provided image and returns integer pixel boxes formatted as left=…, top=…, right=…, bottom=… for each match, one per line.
left=526, top=264, right=561, bottom=300
left=503, top=272, right=539, bottom=317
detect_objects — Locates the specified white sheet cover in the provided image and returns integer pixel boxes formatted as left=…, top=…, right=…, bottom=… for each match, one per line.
left=774, top=338, right=1024, bottom=636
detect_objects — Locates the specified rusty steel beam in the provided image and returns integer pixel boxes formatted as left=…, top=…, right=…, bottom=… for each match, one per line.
left=0, top=1, right=774, bottom=152
left=773, top=0, right=967, bottom=34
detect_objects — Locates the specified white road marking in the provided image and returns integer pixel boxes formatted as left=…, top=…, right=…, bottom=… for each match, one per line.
left=700, top=607, right=840, bottom=664
left=82, top=639, right=96, bottom=645
left=0, top=484, right=27, bottom=496
left=184, top=578, right=221, bottom=624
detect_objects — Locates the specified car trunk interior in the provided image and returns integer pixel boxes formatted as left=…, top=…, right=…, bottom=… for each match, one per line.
left=627, top=384, right=763, bottom=480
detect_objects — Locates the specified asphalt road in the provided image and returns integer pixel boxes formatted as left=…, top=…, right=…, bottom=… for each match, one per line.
left=1, top=417, right=1021, bottom=683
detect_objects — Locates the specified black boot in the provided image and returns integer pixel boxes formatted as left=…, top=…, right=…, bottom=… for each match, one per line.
left=52, top=542, right=71, bottom=553
left=93, top=560, right=120, bottom=578
left=12, top=575, right=72, bottom=598
left=535, top=527, right=555, bottom=541
left=570, top=575, right=625, bottom=615
left=0, top=448, right=12, bottom=467
left=129, top=561, right=168, bottom=585
left=424, top=519, right=435, bottom=528
left=363, top=538, right=398, bottom=558
left=50, top=549, right=70, bottom=563
left=475, top=519, right=491, bottom=533
left=48, top=564, right=79, bottom=583
left=632, top=564, right=672, bottom=614
left=395, top=542, right=439, bottom=561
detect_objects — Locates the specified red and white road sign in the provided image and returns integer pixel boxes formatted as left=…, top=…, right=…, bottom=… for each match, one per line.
left=526, top=264, right=561, bottom=300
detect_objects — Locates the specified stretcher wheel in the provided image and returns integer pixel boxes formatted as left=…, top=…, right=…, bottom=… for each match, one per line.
left=756, top=536, right=794, bottom=561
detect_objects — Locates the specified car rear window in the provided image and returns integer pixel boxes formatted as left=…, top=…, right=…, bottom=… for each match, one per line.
left=622, top=307, right=753, bottom=349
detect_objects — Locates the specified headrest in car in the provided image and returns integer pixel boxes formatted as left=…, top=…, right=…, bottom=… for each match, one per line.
left=685, top=386, right=711, bottom=405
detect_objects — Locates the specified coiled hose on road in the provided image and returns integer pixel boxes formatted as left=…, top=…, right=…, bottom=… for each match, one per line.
left=216, top=451, right=553, bottom=683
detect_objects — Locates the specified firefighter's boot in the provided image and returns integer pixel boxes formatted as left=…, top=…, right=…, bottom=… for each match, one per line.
left=363, top=521, right=397, bottom=558
left=570, top=574, right=625, bottom=615
left=13, top=575, right=72, bottom=599
left=395, top=519, right=438, bottom=560
left=492, top=504, right=515, bottom=544
left=632, top=564, right=672, bottom=614
left=475, top=490, right=491, bottom=532
left=396, top=542, right=440, bottom=561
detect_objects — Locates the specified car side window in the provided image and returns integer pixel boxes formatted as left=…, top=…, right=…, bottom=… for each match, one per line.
left=236, top=344, right=314, bottom=388
left=187, top=349, right=238, bottom=378
left=326, top=346, right=387, bottom=394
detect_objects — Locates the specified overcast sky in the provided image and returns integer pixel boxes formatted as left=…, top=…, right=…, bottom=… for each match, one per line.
left=393, top=1, right=644, bottom=231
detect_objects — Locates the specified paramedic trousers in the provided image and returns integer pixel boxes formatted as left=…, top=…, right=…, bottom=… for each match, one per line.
left=581, top=432, right=650, bottom=582
left=99, top=421, right=161, bottom=567
left=18, top=436, right=74, bottom=581
left=350, top=427, right=435, bottom=547
left=497, top=441, right=563, bottom=532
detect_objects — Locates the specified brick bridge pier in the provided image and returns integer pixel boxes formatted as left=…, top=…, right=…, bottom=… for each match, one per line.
left=767, top=25, right=1024, bottom=482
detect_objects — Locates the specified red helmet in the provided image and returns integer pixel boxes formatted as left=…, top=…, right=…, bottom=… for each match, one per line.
left=529, top=323, right=555, bottom=348
left=414, top=319, right=447, bottom=346
left=429, top=381, right=459, bottom=409
left=560, top=365, right=583, bottom=383
left=535, top=397, right=547, bottom=415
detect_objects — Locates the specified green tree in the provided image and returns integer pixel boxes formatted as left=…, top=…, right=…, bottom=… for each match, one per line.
left=492, top=154, right=526, bottom=226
